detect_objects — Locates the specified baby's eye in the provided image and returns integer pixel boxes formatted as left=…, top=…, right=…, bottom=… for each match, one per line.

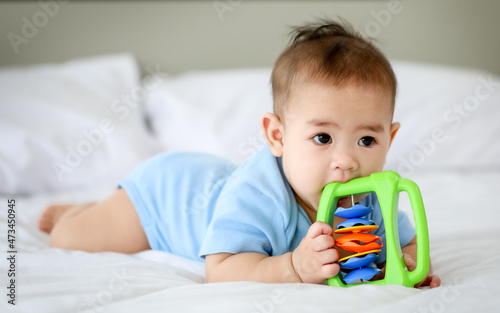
left=358, top=136, right=375, bottom=147
left=313, top=133, right=332, bottom=145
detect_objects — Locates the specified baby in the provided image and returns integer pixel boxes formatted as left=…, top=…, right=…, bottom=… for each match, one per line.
left=39, top=19, right=440, bottom=287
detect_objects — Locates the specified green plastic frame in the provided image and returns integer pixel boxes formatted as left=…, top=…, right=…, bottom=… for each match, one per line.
left=316, top=171, right=429, bottom=287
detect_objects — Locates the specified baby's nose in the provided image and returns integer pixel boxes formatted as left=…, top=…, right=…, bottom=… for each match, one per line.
left=330, top=147, right=358, bottom=172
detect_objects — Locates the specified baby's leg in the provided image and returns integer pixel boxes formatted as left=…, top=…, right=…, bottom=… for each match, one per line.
left=39, top=202, right=95, bottom=234
left=39, top=189, right=150, bottom=253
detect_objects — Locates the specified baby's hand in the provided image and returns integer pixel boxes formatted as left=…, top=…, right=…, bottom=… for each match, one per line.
left=291, top=221, right=340, bottom=284
left=403, top=254, right=441, bottom=288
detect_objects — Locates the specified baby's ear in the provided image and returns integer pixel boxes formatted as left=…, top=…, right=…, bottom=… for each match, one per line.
left=389, top=122, right=401, bottom=146
left=261, top=112, right=284, bottom=157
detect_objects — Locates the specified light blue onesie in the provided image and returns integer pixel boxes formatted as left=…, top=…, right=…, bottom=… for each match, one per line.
left=119, top=145, right=416, bottom=263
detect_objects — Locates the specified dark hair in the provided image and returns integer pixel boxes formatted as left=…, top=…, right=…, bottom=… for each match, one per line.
left=271, top=18, right=397, bottom=119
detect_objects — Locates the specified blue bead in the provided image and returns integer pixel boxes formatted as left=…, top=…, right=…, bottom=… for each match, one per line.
left=339, top=253, right=378, bottom=269
left=342, top=267, right=382, bottom=284
left=334, top=204, right=373, bottom=218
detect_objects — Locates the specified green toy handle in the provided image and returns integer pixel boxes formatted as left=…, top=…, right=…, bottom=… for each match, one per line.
left=317, top=171, right=430, bottom=287
left=397, top=179, right=430, bottom=285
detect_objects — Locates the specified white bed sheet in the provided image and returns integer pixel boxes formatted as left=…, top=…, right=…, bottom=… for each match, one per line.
left=1, top=171, right=499, bottom=313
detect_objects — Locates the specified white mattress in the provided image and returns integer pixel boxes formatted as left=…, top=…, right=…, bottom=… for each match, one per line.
left=1, top=171, right=499, bottom=312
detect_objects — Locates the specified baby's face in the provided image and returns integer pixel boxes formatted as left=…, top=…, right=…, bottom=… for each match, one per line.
left=280, top=82, right=399, bottom=215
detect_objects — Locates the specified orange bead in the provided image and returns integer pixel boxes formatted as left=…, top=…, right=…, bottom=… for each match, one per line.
left=335, top=233, right=383, bottom=253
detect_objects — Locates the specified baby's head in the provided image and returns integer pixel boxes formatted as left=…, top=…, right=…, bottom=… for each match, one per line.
left=271, top=18, right=397, bottom=121
left=262, top=19, right=401, bottom=217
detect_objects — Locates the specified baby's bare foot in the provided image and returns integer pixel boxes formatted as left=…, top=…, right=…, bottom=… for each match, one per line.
left=38, top=204, right=71, bottom=234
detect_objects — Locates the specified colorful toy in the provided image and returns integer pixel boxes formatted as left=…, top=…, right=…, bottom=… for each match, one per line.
left=316, top=171, right=429, bottom=287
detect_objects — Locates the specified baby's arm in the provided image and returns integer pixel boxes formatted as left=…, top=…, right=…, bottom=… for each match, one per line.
left=205, top=222, right=340, bottom=283
left=400, top=236, right=441, bottom=288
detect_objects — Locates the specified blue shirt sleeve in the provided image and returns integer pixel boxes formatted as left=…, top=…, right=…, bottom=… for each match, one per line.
left=199, top=183, right=285, bottom=258
left=198, top=145, right=308, bottom=259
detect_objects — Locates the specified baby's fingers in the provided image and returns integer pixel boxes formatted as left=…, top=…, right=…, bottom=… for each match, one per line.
left=403, top=254, right=441, bottom=288
left=319, top=262, right=340, bottom=280
left=307, top=222, right=334, bottom=239
left=314, top=235, right=335, bottom=251
left=403, top=255, right=425, bottom=288
left=428, top=274, right=441, bottom=288
left=317, top=248, right=340, bottom=265
left=403, top=254, right=416, bottom=271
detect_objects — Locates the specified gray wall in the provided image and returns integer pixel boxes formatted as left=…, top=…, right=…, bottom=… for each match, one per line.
left=1, top=0, right=499, bottom=75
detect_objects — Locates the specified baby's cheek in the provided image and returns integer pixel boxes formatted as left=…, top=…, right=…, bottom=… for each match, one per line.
left=303, top=181, right=324, bottom=206
left=290, top=177, right=315, bottom=200
left=286, top=160, right=324, bottom=204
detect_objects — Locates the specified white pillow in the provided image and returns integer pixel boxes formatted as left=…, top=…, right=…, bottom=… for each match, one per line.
left=145, top=68, right=273, bottom=164
left=0, top=54, right=160, bottom=195
left=144, top=62, right=500, bottom=174
left=385, top=61, right=500, bottom=175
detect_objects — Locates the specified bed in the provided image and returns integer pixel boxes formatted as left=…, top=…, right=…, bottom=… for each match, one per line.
left=1, top=54, right=499, bottom=313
